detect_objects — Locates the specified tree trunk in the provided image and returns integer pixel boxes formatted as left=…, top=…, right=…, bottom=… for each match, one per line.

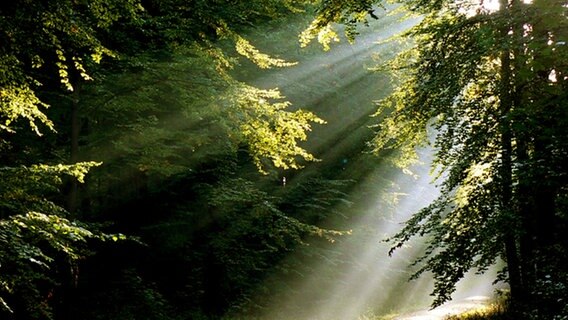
left=500, top=48, right=525, bottom=303
left=498, top=0, right=525, bottom=302
left=67, top=81, right=81, bottom=214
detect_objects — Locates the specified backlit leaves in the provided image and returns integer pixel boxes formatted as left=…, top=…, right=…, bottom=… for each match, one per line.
left=0, top=0, right=140, bottom=135
left=229, top=86, right=325, bottom=174
left=0, top=161, right=104, bottom=317
left=300, top=18, right=340, bottom=50
left=300, top=0, right=380, bottom=49
left=0, top=211, right=117, bottom=316
left=216, top=21, right=298, bottom=68
left=0, top=85, right=53, bottom=135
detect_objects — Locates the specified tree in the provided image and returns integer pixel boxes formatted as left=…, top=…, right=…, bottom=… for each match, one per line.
left=303, top=0, right=568, bottom=316
left=1, top=0, right=324, bottom=213
left=0, top=1, right=328, bottom=318
left=377, top=0, right=568, bottom=315
left=0, top=2, right=142, bottom=316
left=0, top=162, right=118, bottom=319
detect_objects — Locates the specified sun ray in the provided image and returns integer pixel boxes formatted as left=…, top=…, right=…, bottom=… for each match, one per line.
left=235, top=11, right=503, bottom=320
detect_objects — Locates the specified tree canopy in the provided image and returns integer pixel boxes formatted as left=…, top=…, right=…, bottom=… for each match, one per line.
left=307, top=0, right=568, bottom=315
left=1, top=0, right=567, bottom=319
left=1, top=0, right=331, bottom=317
left=294, top=0, right=567, bottom=315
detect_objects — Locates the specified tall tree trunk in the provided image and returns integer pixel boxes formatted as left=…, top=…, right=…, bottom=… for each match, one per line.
left=508, top=0, right=538, bottom=298
left=500, top=50, right=524, bottom=303
left=498, top=0, right=524, bottom=303
left=514, top=135, right=536, bottom=293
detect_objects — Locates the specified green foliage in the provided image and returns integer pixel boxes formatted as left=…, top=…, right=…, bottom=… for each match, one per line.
left=209, top=177, right=347, bottom=244
left=368, top=0, right=568, bottom=312
left=0, top=163, right=101, bottom=216
left=299, top=0, right=381, bottom=49
left=80, top=47, right=234, bottom=178
left=0, top=208, right=104, bottom=318
left=0, top=162, right=106, bottom=318
left=291, top=0, right=568, bottom=313
left=0, top=0, right=142, bottom=134
left=0, top=1, right=356, bottom=319
left=200, top=176, right=348, bottom=314
left=280, top=177, right=354, bottom=221
left=216, top=21, right=299, bottom=69
left=0, top=0, right=317, bottom=147
left=79, top=45, right=324, bottom=184
left=229, top=85, right=325, bottom=173
left=374, top=12, right=509, bottom=306
left=0, top=82, right=53, bottom=136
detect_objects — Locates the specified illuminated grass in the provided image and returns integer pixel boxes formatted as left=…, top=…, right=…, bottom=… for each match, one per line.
left=445, top=300, right=511, bottom=320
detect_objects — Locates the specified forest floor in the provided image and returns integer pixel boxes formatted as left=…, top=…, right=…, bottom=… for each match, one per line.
left=393, top=296, right=491, bottom=320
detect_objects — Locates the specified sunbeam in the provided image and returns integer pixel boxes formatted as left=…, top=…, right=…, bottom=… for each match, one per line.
left=261, top=149, right=441, bottom=320
left=83, top=5, right=503, bottom=319
left=235, top=8, right=503, bottom=320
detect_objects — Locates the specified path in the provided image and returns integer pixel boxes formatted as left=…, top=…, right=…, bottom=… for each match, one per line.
left=395, top=296, right=491, bottom=320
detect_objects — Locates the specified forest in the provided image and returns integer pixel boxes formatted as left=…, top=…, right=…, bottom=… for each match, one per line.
left=1, top=0, right=567, bottom=319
